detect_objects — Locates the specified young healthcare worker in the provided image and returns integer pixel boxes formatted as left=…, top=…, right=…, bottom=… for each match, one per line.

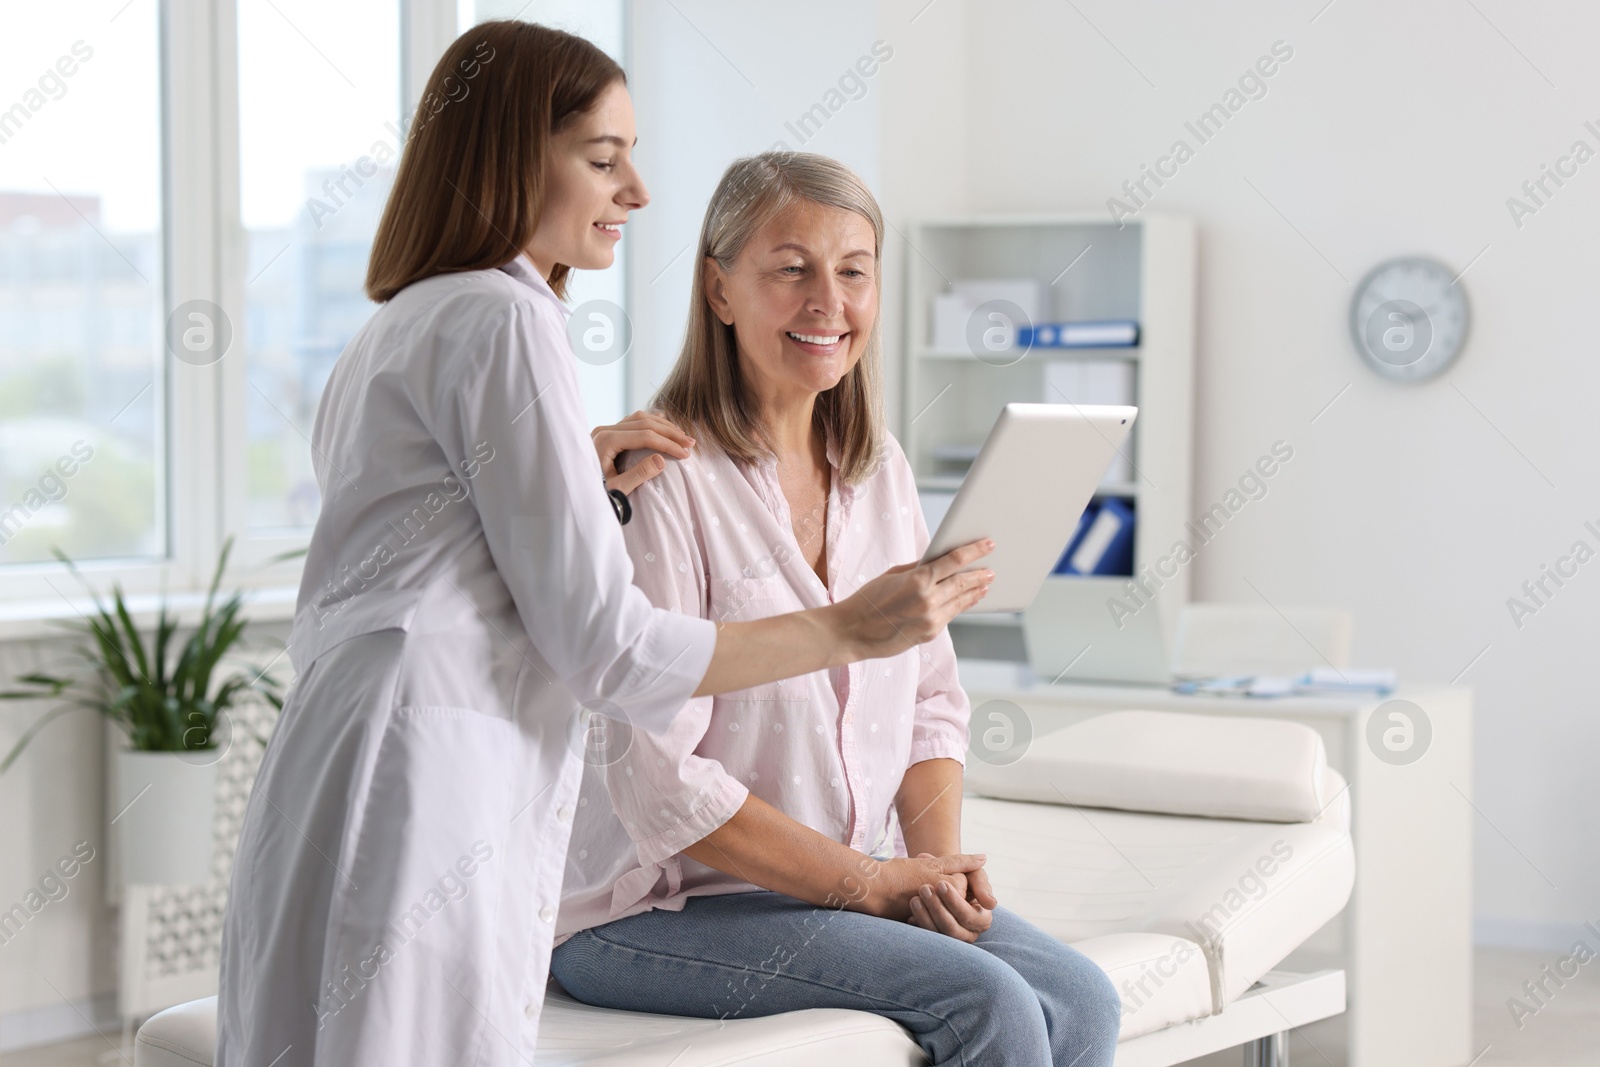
left=215, top=20, right=994, bottom=1067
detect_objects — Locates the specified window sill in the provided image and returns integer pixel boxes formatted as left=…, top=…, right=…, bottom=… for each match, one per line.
left=0, top=585, right=299, bottom=644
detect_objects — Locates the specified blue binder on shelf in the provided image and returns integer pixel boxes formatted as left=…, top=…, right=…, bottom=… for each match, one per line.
left=1051, top=505, right=1097, bottom=575
left=1018, top=319, right=1140, bottom=349
left=1050, top=497, right=1135, bottom=576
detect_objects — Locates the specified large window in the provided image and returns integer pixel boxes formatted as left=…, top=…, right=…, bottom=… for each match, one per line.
left=238, top=0, right=402, bottom=532
left=0, top=3, right=164, bottom=567
left=0, top=0, right=630, bottom=602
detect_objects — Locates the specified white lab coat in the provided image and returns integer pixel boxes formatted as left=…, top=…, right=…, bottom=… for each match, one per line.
left=215, top=256, right=715, bottom=1067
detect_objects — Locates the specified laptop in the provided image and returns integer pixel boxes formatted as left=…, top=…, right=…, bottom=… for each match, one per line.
left=1022, top=577, right=1176, bottom=686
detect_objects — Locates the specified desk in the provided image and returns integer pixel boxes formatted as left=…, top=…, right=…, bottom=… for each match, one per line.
left=956, top=660, right=1474, bottom=1067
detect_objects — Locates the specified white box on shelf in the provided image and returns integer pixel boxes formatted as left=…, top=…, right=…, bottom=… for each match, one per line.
left=929, top=279, right=1045, bottom=353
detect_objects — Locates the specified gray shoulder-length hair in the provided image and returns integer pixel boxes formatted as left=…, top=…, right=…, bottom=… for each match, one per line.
left=652, top=151, right=885, bottom=485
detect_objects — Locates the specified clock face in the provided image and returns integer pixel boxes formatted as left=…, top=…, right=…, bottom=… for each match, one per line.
left=1349, top=257, right=1470, bottom=382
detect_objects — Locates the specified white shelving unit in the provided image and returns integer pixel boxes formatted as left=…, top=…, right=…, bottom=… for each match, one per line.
left=899, top=213, right=1196, bottom=658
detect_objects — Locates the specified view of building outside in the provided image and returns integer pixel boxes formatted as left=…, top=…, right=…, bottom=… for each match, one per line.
left=0, top=5, right=163, bottom=566
left=242, top=162, right=396, bottom=530
left=0, top=2, right=629, bottom=568
left=238, top=0, right=401, bottom=532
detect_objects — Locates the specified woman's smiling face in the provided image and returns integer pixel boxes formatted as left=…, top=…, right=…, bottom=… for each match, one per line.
left=526, top=80, right=648, bottom=276
left=704, top=199, right=878, bottom=407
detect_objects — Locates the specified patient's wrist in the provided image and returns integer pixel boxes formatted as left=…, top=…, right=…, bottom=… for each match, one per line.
left=822, top=851, right=893, bottom=918
left=812, top=602, right=867, bottom=669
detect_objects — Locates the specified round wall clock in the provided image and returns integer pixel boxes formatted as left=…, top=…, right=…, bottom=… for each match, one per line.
left=1348, top=257, right=1470, bottom=382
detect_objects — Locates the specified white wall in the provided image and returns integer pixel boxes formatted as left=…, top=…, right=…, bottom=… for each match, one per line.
left=626, top=0, right=884, bottom=407
left=0, top=637, right=116, bottom=1047
left=0, top=621, right=294, bottom=1048
left=871, top=0, right=1597, bottom=948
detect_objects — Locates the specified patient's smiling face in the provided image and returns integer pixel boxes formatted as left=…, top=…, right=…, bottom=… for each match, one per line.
left=704, top=200, right=878, bottom=410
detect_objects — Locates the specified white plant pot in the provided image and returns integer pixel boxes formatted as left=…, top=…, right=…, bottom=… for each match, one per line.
left=110, top=749, right=217, bottom=885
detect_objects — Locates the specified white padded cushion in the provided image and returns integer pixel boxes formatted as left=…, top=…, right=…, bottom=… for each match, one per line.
left=962, top=794, right=1354, bottom=1012
left=134, top=992, right=924, bottom=1067
left=1069, top=933, right=1212, bottom=1041
left=535, top=989, right=922, bottom=1065
left=965, top=710, right=1334, bottom=823
left=134, top=996, right=217, bottom=1067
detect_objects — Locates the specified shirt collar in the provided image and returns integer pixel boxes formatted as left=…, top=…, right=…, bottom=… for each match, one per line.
left=497, top=254, right=571, bottom=319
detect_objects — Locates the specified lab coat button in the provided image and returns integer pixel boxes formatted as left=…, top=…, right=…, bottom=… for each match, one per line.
left=557, top=805, right=574, bottom=823
left=539, top=905, right=555, bottom=923
left=525, top=1001, right=538, bottom=1019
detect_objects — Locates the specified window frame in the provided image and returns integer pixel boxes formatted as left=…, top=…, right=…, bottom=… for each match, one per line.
left=0, top=0, right=460, bottom=616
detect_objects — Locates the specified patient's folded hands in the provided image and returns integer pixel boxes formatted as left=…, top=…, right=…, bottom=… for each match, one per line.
left=909, top=878, right=994, bottom=943
left=862, top=852, right=988, bottom=922
left=902, top=851, right=996, bottom=944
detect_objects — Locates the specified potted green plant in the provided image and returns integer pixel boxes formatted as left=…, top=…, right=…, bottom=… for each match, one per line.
left=0, top=538, right=285, bottom=884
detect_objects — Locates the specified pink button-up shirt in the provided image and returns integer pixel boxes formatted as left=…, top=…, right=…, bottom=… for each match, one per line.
left=555, top=431, right=971, bottom=942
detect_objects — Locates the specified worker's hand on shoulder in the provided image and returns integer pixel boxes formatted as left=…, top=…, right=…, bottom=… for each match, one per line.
left=592, top=410, right=696, bottom=495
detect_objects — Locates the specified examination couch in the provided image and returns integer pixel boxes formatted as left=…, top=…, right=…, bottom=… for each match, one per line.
left=134, top=709, right=1354, bottom=1066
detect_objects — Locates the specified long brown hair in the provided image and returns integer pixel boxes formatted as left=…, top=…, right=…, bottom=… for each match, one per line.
left=654, top=152, right=886, bottom=485
left=365, top=21, right=623, bottom=303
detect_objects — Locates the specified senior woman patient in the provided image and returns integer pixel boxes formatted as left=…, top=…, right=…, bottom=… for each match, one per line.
left=551, top=153, right=1120, bottom=1066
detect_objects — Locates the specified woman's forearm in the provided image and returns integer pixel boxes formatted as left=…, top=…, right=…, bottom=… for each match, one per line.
left=692, top=540, right=996, bottom=698
left=681, top=793, right=884, bottom=912
left=692, top=607, right=860, bottom=697
left=894, top=757, right=965, bottom=857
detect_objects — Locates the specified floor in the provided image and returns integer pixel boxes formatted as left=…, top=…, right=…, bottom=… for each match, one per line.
left=7, top=948, right=1597, bottom=1066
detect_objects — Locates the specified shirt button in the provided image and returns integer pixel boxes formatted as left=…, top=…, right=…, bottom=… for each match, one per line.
left=830, top=777, right=840, bottom=788
left=557, top=805, right=574, bottom=823
left=539, top=905, right=555, bottom=923
left=526, top=1001, right=539, bottom=1019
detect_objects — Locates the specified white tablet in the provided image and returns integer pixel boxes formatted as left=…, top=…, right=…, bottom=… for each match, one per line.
left=921, top=403, right=1138, bottom=613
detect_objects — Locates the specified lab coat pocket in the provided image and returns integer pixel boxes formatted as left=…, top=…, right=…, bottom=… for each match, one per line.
left=321, top=706, right=522, bottom=1066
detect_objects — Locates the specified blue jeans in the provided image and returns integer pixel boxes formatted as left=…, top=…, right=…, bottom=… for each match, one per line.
left=550, top=891, right=1121, bottom=1066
